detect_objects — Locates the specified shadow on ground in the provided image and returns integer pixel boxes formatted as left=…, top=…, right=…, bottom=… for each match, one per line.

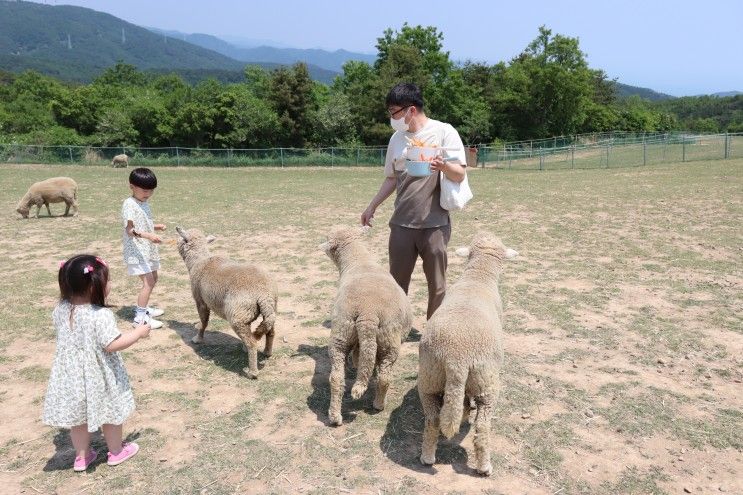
left=297, top=343, right=382, bottom=427
left=164, top=318, right=270, bottom=377
left=43, top=429, right=141, bottom=472
left=380, top=385, right=476, bottom=476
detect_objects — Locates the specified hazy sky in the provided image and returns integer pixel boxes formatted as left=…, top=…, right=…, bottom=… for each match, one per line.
left=33, top=0, right=742, bottom=96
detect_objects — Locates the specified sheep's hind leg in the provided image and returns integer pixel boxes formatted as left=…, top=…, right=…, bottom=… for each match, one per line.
left=350, top=320, right=377, bottom=400
left=254, top=321, right=275, bottom=357
left=192, top=303, right=210, bottom=344
left=472, top=392, right=494, bottom=476
left=419, top=391, right=442, bottom=466
left=372, top=346, right=399, bottom=411
left=44, top=202, right=52, bottom=217
left=64, top=201, right=71, bottom=216
left=232, top=308, right=260, bottom=379
left=327, top=344, right=347, bottom=426
left=254, top=311, right=275, bottom=357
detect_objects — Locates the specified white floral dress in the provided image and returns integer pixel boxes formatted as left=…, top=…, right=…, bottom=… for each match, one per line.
left=42, top=302, right=135, bottom=432
left=121, top=196, right=160, bottom=266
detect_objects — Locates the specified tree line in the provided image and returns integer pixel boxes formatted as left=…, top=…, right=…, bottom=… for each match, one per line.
left=0, top=25, right=740, bottom=149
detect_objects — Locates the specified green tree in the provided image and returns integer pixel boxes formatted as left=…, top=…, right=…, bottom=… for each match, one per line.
left=269, top=63, right=316, bottom=147
left=313, top=92, right=358, bottom=145
left=212, top=85, right=281, bottom=148
left=94, top=62, right=147, bottom=87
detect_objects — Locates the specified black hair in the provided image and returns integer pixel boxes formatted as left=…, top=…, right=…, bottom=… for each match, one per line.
left=385, top=83, right=425, bottom=111
left=58, top=254, right=110, bottom=307
left=129, top=167, right=157, bottom=189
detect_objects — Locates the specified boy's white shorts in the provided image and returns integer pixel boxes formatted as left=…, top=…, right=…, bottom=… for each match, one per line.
left=127, top=261, right=160, bottom=276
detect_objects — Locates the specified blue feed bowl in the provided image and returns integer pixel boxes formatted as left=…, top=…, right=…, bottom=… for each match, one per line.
left=405, top=160, right=433, bottom=177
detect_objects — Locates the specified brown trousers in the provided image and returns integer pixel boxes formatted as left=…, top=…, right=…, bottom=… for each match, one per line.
left=388, top=223, right=451, bottom=319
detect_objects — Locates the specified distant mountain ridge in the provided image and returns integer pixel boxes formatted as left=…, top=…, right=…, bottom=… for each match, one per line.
left=708, top=91, right=742, bottom=97
left=147, top=27, right=376, bottom=73
left=613, top=82, right=675, bottom=101
left=0, top=1, right=339, bottom=83
left=0, top=0, right=245, bottom=81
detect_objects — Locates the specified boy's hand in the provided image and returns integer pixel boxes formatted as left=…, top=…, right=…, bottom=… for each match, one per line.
left=146, top=233, right=163, bottom=244
left=136, top=323, right=151, bottom=339
left=154, top=224, right=167, bottom=231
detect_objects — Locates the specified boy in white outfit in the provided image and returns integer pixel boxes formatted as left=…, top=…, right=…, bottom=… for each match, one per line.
left=121, top=167, right=166, bottom=329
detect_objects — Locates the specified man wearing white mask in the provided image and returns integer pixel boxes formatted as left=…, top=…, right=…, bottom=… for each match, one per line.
left=360, top=82, right=467, bottom=319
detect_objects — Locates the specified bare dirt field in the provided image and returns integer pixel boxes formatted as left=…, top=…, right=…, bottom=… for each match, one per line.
left=0, top=160, right=741, bottom=494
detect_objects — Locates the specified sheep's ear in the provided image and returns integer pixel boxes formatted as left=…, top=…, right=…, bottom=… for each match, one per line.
left=205, top=235, right=216, bottom=244
left=175, top=226, right=190, bottom=242
left=455, top=247, right=471, bottom=258
left=319, top=239, right=335, bottom=252
left=505, top=248, right=519, bottom=259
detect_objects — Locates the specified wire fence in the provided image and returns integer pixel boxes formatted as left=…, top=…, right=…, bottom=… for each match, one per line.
left=0, top=131, right=741, bottom=170
left=479, top=132, right=743, bottom=170
left=0, top=145, right=390, bottom=167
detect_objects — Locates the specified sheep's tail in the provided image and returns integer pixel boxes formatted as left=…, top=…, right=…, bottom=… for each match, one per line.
left=439, top=362, right=468, bottom=439
left=256, top=295, right=277, bottom=335
left=350, top=315, right=379, bottom=400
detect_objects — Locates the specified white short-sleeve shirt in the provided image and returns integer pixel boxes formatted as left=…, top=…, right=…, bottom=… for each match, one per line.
left=121, top=197, right=159, bottom=265
left=384, top=118, right=467, bottom=177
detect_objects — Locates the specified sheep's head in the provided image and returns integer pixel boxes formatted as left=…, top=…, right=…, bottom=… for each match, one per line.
left=176, top=226, right=215, bottom=264
left=16, top=196, right=30, bottom=218
left=319, top=225, right=370, bottom=267
left=458, top=231, right=518, bottom=263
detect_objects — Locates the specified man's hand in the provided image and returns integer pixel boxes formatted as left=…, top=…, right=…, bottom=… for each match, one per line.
left=429, top=155, right=447, bottom=173
left=431, top=156, right=466, bottom=182
left=361, top=206, right=375, bottom=227
left=154, top=223, right=167, bottom=231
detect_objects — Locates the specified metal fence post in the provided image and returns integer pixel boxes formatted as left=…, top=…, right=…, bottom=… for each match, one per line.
left=331, top=147, right=334, bottom=167
left=356, top=148, right=360, bottom=166
left=724, top=132, right=729, bottom=159
left=606, top=144, right=609, bottom=168
left=175, top=147, right=180, bottom=166
left=539, top=150, right=544, bottom=171
left=682, top=138, right=686, bottom=162
left=643, top=141, right=646, bottom=166
left=68, top=146, right=73, bottom=163
left=280, top=148, right=284, bottom=167
left=663, top=134, right=667, bottom=161
left=571, top=146, right=575, bottom=168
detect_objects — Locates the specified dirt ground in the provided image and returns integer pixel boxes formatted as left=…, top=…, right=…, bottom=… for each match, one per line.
left=0, top=160, right=741, bottom=494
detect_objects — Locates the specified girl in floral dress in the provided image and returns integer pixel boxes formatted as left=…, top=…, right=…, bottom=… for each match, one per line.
left=43, top=255, right=150, bottom=471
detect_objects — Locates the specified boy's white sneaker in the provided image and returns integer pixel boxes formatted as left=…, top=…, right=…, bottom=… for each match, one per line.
left=132, top=314, right=164, bottom=329
left=146, top=317, right=163, bottom=329
left=146, top=307, right=164, bottom=317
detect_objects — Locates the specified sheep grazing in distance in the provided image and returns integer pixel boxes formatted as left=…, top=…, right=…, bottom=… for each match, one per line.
left=175, top=226, right=278, bottom=379
left=320, top=226, right=412, bottom=426
left=111, top=154, right=129, bottom=167
left=16, top=177, right=79, bottom=219
left=417, top=232, right=518, bottom=476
